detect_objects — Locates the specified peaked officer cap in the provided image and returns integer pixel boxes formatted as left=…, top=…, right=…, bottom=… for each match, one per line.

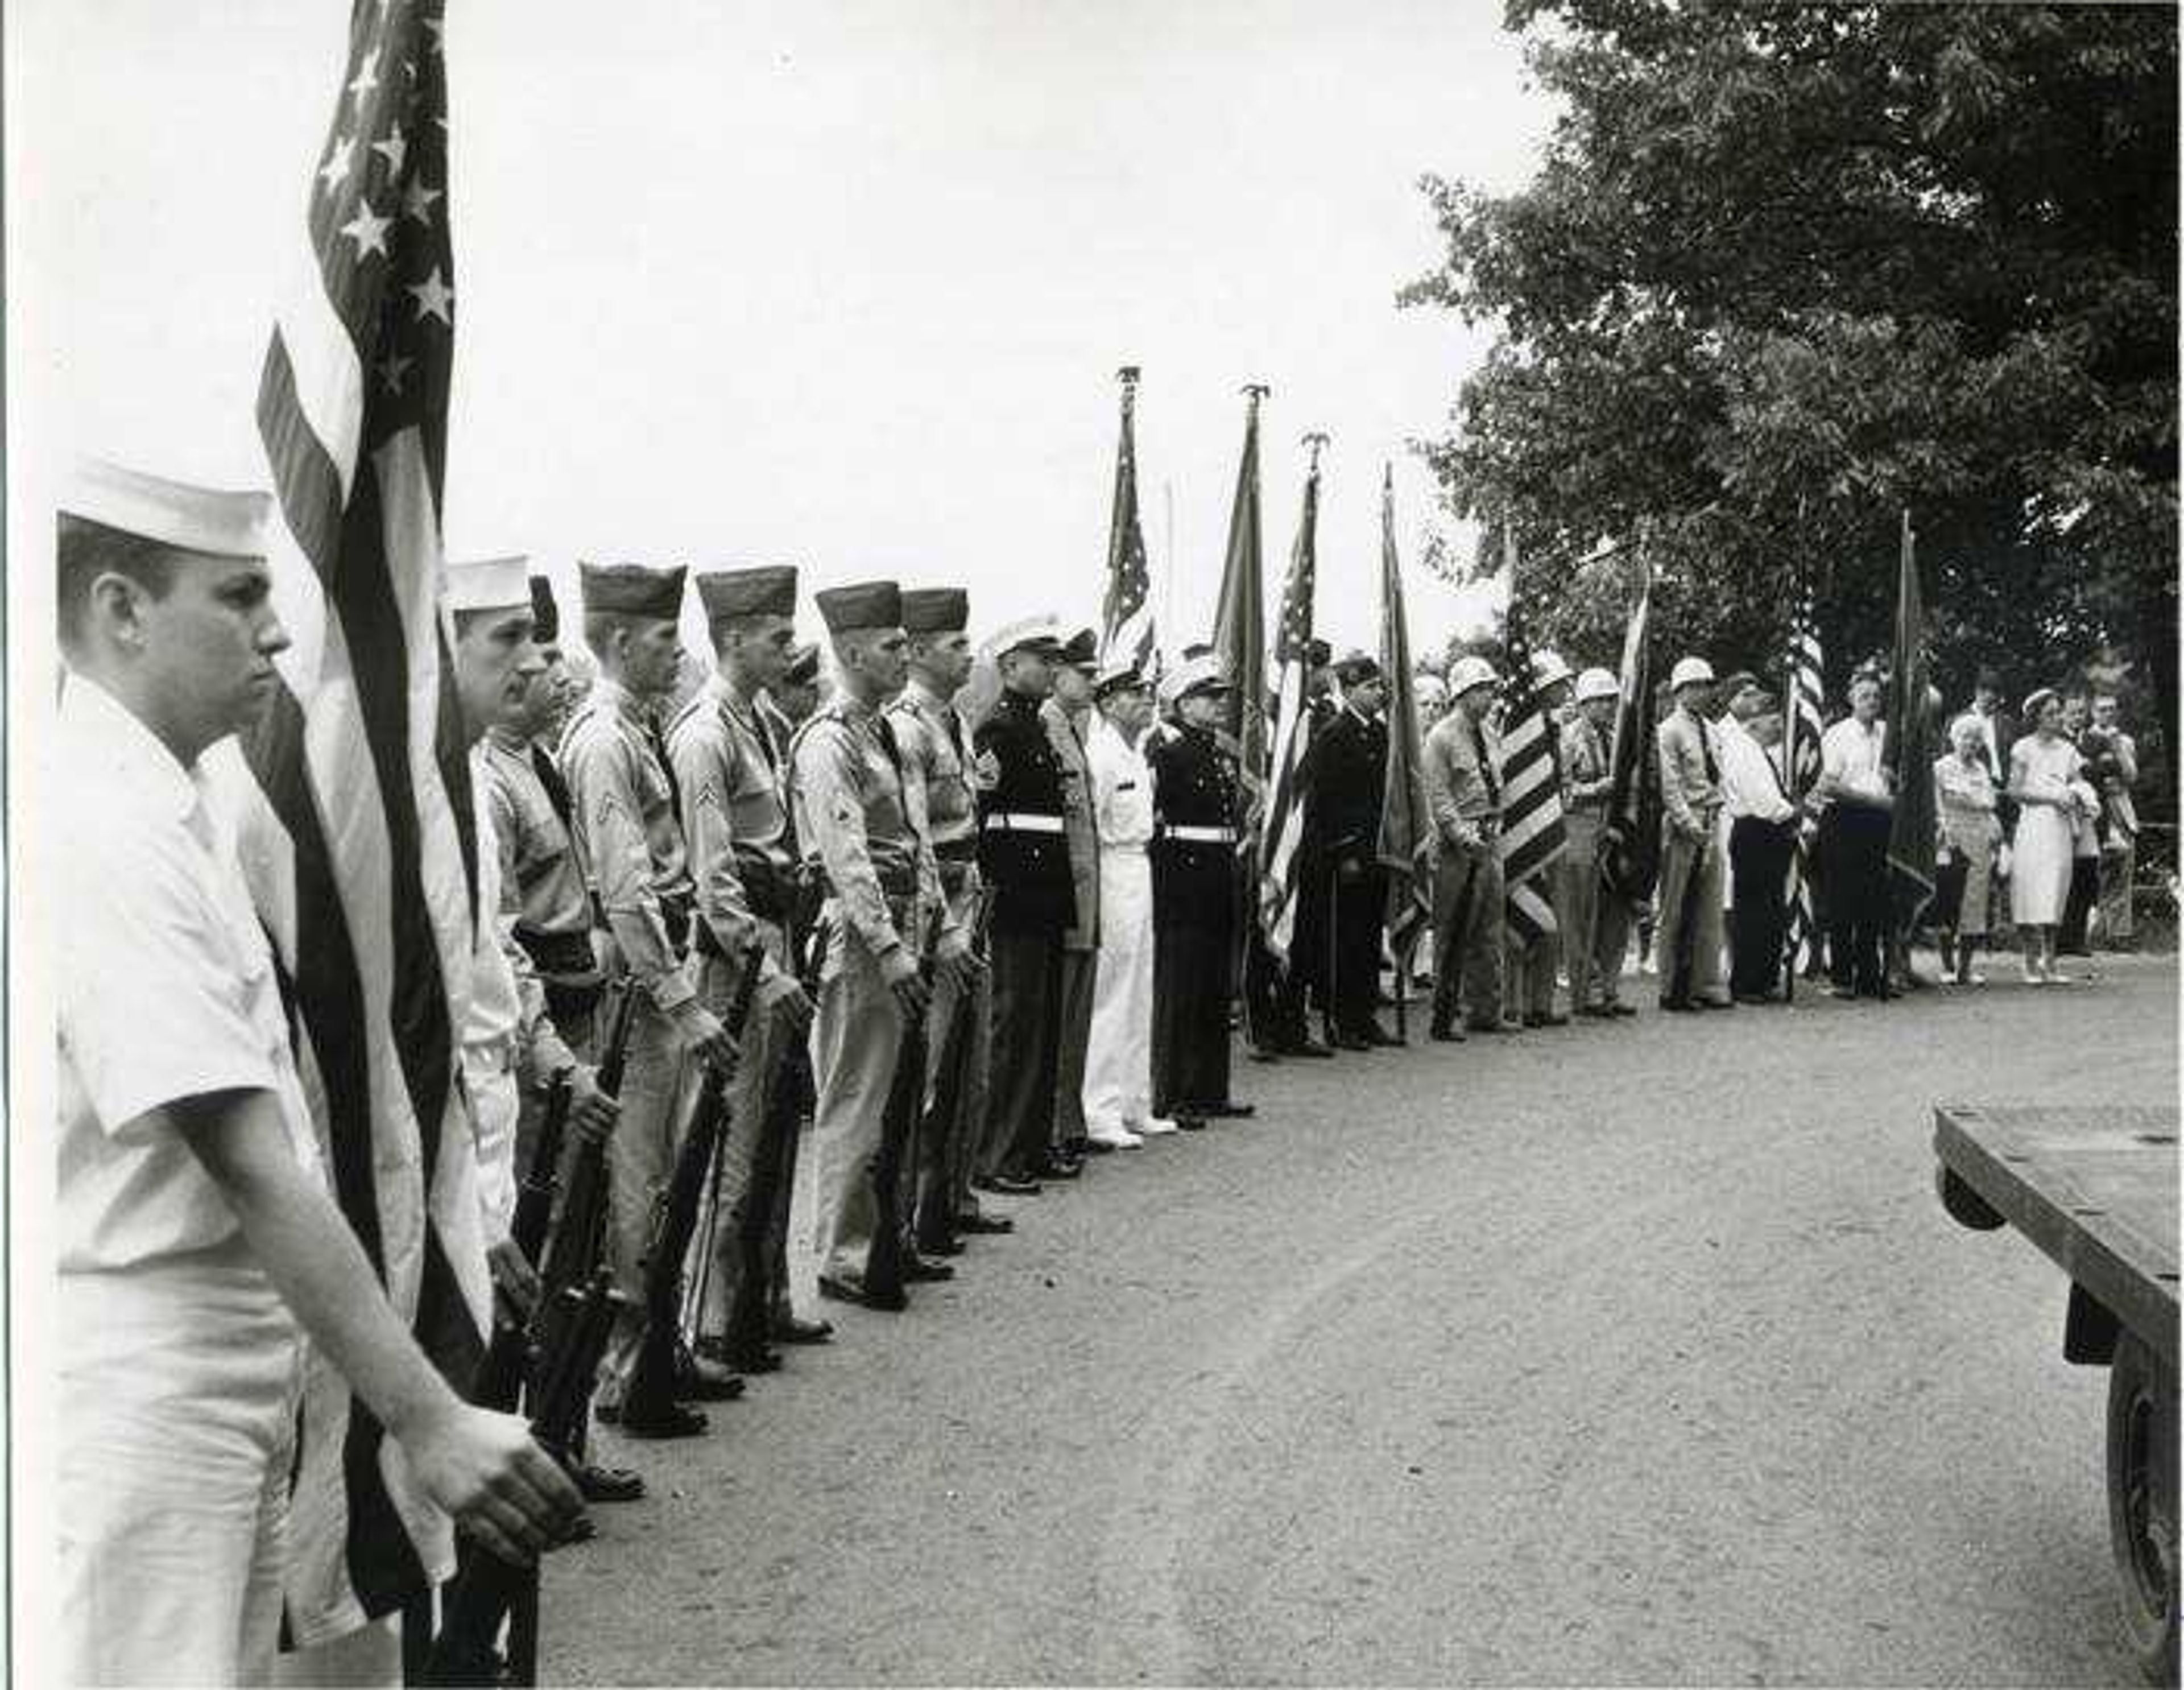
left=981, top=614, right=1066, bottom=664
left=580, top=561, right=686, bottom=620
left=62, top=456, right=272, bottom=559
left=1164, top=650, right=1232, bottom=703
left=697, top=565, right=798, bottom=626
left=901, top=588, right=970, bottom=635
left=1058, top=626, right=1100, bottom=670
left=815, top=579, right=901, bottom=634
left=529, top=574, right=560, bottom=643
left=447, top=554, right=532, bottom=613
left=1094, top=653, right=1150, bottom=697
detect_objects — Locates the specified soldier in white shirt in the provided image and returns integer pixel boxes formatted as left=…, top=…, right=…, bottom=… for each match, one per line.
left=1081, top=656, right=1178, bottom=1147
left=1718, top=690, right=1800, bottom=1002
left=1815, top=672, right=1895, bottom=999
left=54, top=461, right=579, bottom=1687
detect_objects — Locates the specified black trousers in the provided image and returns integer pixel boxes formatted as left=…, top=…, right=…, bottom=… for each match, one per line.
left=1819, top=805, right=1891, bottom=996
left=988, top=926, right=1063, bottom=1177
left=2059, top=856, right=2100, bottom=953
left=1330, top=860, right=1388, bottom=1034
left=1154, top=918, right=1235, bottom=1112
left=1728, top=817, right=1795, bottom=998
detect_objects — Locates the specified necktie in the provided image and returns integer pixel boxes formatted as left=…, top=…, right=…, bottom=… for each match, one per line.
left=532, top=743, right=576, bottom=828
left=647, top=713, right=682, bottom=821
left=1697, top=718, right=1720, bottom=787
left=1467, top=714, right=1500, bottom=807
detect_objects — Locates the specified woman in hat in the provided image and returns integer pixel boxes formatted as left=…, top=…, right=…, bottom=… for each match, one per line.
left=2005, top=688, right=2098, bottom=984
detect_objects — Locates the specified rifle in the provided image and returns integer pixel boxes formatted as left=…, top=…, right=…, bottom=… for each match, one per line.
left=621, top=945, right=765, bottom=1427
left=864, top=940, right=935, bottom=1304
left=472, top=1073, right=572, bottom=1414
left=916, top=882, right=994, bottom=1253
left=422, top=1268, right=628, bottom=1687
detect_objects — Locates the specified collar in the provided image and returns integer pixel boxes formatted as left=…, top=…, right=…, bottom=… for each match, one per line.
left=594, top=676, right=652, bottom=728
left=709, top=670, right=764, bottom=723
left=59, top=671, right=200, bottom=824
left=486, top=722, right=532, bottom=757
left=906, top=674, right=958, bottom=714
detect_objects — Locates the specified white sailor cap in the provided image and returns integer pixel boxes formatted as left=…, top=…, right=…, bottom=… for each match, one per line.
left=61, top=456, right=272, bottom=559
left=980, top=613, right=1066, bottom=664
left=1447, top=655, right=1499, bottom=698
left=446, top=553, right=532, bottom=613
left=1575, top=666, right=1620, bottom=704
left=1669, top=655, right=1716, bottom=691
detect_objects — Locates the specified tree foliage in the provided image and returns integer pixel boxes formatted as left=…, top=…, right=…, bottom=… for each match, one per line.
left=1405, top=1, right=2176, bottom=779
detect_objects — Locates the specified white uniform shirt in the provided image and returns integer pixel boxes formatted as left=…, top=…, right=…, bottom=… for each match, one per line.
left=57, top=675, right=320, bottom=1276
left=1718, top=717, right=1797, bottom=824
left=1820, top=716, right=1889, bottom=805
left=1087, top=716, right=1155, bottom=851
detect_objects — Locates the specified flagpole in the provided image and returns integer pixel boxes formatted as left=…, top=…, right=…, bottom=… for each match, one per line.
left=1162, top=477, right=1176, bottom=668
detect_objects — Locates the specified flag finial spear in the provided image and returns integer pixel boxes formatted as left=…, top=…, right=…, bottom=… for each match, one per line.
left=1302, top=431, right=1329, bottom=472
left=1117, top=364, right=1140, bottom=416
left=1241, top=382, right=1270, bottom=416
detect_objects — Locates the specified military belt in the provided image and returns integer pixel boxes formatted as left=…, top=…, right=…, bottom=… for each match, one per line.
left=982, top=812, right=1065, bottom=835
left=1157, top=824, right=1236, bottom=844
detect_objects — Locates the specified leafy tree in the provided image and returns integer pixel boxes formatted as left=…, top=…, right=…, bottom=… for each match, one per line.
left=1405, top=1, right=2177, bottom=805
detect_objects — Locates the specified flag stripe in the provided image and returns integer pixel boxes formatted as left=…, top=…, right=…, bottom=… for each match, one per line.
left=1256, top=454, right=1320, bottom=963
left=1496, top=544, right=1565, bottom=943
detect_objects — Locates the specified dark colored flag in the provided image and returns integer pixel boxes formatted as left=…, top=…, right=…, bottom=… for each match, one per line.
left=1600, top=557, right=1661, bottom=906
left=1375, top=466, right=1434, bottom=960
left=1211, top=385, right=1269, bottom=805
left=1885, top=511, right=1938, bottom=932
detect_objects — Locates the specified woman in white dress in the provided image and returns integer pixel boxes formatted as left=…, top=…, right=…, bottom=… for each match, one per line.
left=2007, top=688, right=2099, bottom=984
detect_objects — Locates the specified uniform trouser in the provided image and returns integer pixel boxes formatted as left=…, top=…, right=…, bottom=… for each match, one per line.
left=1557, top=821, right=1630, bottom=1008
left=690, top=926, right=796, bottom=1337
left=1818, top=805, right=1889, bottom=995
left=811, top=939, right=909, bottom=1287
left=1291, top=861, right=1332, bottom=1024
left=986, top=926, right=1064, bottom=1177
left=1330, top=861, right=1387, bottom=1035
left=2099, top=841, right=2137, bottom=941
left=1084, top=849, right=1156, bottom=1131
left=1429, top=842, right=1504, bottom=1027
left=1502, top=910, right=1558, bottom=1020
left=920, top=948, right=992, bottom=1238
left=1728, top=816, right=1796, bottom=998
left=63, top=1268, right=301, bottom=1688
left=1655, top=819, right=1729, bottom=1004
left=598, top=990, right=693, bottom=1408
left=1050, top=948, right=1098, bottom=1144
left=1243, top=927, right=1303, bottom=1048
left=1152, top=914, right=1235, bottom=1111
left=2060, top=853, right=2102, bottom=952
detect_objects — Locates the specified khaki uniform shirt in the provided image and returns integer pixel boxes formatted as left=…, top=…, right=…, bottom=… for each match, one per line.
left=886, top=676, right=982, bottom=925
left=1657, top=708, right=1723, bottom=837
left=558, top=679, right=696, bottom=1011
left=668, top=673, right=793, bottom=989
left=1423, top=705, right=1503, bottom=852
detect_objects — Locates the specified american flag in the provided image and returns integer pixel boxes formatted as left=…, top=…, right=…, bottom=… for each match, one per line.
left=1779, top=569, right=1826, bottom=974
left=1375, top=466, right=1435, bottom=962
left=1256, top=436, right=1324, bottom=961
left=217, top=0, right=486, bottom=1644
left=1100, top=366, right=1156, bottom=673
left=1496, top=533, right=1566, bottom=941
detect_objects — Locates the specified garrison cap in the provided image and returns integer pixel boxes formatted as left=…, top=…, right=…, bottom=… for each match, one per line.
left=1334, top=650, right=1381, bottom=685
left=580, top=561, right=686, bottom=621
left=528, top=574, right=560, bottom=644
left=901, top=588, right=970, bottom=635
left=1058, top=626, right=1099, bottom=670
left=61, top=456, right=272, bottom=559
left=697, top=565, right=798, bottom=626
left=446, top=554, right=532, bottom=613
left=784, top=642, right=821, bottom=685
left=815, top=579, right=901, bottom=635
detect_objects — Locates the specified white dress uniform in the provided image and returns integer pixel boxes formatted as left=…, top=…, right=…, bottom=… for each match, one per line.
left=1081, top=710, right=1170, bottom=1142
left=58, top=673, right=320, bottom=1687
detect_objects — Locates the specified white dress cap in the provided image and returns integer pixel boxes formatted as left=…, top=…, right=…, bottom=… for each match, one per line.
left=61, top=456, right=272, bottom=559
left=446, top=553, right=532, bottom=613
left=979, top=613, right=1066, bottom=665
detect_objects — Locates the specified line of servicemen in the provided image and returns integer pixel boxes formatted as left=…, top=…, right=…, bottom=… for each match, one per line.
left=461, top=555, right=1281, bottom=1493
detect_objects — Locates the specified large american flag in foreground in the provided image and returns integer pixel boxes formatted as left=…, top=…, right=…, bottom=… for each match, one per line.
left=1256, top=437, right=1325, bottom=962
left=1496, top=536, right=1566, bottom=941
left=1099, top=366, right=1156, bottom=675
left=218, top=0, right=487, bottom=1644
left=1779, top=571, right=1827, bottom=977
left=1375, top=466, right=1434, bottom=962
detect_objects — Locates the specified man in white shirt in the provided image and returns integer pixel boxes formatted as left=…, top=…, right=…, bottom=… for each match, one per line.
left=1815, top=673, right=1895, bottom=999
left=1081, top=656, right=1178, bottom=1147
left=55, top=460, right=580, bottom=1687
left=1718, top=691, right=1799, bottom=1002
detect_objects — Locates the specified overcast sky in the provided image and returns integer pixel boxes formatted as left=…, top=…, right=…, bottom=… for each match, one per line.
left=12, top=2, right=1553, bottom=659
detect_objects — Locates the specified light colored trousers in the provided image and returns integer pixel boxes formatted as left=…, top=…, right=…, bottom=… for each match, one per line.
left=1558, top=814, right=1632, bottom=1007
left=1503, top=920, right=1558, bottom=1019
left=1430, top=841, right=1505, bottom=1026
left=923, top=940, right=993, bottom=1229
left=1083, top=846, right=1156, bottom=1133
left=1654, top=820, right=1728, bottom=1002
left=810, top=936, right=908, bottom=1287
left=598, top=990, right=692, bottom=1407
left=2100, top=842, right=2137, bottom=940
left=62, top=1266, right=301, bottom=1687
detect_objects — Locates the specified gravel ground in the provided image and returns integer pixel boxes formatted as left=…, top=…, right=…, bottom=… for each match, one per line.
left=548, top=952, right=2176, bottom=1687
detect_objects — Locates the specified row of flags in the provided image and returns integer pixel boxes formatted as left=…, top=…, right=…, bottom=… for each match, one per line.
left=237, top=2, right=1937, bottom=1644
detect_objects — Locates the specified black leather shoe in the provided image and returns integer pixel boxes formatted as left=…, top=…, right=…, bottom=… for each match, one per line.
left=1524, top=1011, right=1570, bottom=1028
left=1363, top=1023, right=1402, bottom=1047
left=1246, top=1045, right=1284, bottom=1064
left=1281, top=1038, right=1336, bottom=1060
left=618, top=1401, right=709, bottom=1440
left=975, top=1171, right=1041, bottom=1196
left=1173, top=1113, right=1207, bottom=1131
left=770, top=1312, right=834, bottom=1345
left=904, top=1255, right=956, bottom=1283
left=1032, top=1154, right=1083, bottom=1180
left=1660, top=997, right=1697, bottom=1013
left=917, top=1232, right=967, bottom=1257
left=1333, top=1032, right=1373, bottom=1052
left=1077, top=1137, right=1117, bottom=1155
left=1608, top=1000, right=1637, bottom=1017
left=1428, top=1019, right=1465, bottom=1042
left=723, top=1342, right=782, bottom=1374
left=676, top=1350, right=747, bottom=1402
left=574, top=1462, right=646, bottom=1504
left=956, top=1212, right=1015, bottom=1235
left=1201, top=1101, right=1255, bottom=1118
left=1464, top=1017, right=1508, bottom=1034
left=817, top=1275, right=908, bottom=1312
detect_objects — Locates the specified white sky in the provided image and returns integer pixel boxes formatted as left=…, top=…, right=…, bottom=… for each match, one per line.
left=10, top=1, right=1552, bottom=658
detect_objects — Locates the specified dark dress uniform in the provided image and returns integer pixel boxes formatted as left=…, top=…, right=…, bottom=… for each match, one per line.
left=1306, top=703, right=1391, bottom=1040
left=976, top=685, right=1077, bottom=1181
left=1149, top=718, right=1243, bottom=1114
